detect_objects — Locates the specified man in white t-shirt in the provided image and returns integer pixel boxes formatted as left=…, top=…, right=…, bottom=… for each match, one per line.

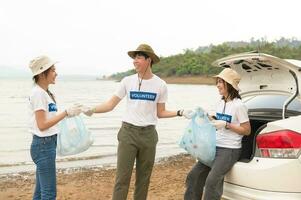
left=83, top=44, right=192, bottom=200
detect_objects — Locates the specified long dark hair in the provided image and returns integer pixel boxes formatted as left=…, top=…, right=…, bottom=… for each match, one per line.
left=218, top=79, right=241, bottom=100
left=32, top=67, right=56, bottom=103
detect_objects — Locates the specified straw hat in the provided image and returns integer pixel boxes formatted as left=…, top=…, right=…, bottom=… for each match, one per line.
left=214, top=68, right=241, bottom=91
left=128, top=44, right=160, bottom=64
left=29, top=55, right=57, bottom=76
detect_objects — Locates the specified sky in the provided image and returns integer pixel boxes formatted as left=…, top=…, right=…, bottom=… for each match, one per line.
left=1, top=0, right=301, bottom=76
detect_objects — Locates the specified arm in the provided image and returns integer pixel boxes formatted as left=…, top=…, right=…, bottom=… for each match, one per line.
left=94, top=95, right=121, bottom=113
left=227, top=121, right=251, bottom=136
left=229, top=102, right=251, bottom=136
left=157, top=103, right=178, bottom=118
left=35, top=110, right=67, bottom=131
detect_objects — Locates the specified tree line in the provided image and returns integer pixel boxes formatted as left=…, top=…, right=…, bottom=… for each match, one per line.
left=110, top=37, right=301, bottom=80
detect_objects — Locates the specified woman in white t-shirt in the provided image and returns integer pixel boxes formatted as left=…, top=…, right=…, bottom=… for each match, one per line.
left=184, top=68, right=251, bottom=200
left=28, top=55, right=82, bottom=200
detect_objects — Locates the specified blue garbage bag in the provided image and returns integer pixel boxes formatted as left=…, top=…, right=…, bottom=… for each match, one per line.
left=57, top=116, right=93, bottom=156
left=179, top=107, right=216, bottom=166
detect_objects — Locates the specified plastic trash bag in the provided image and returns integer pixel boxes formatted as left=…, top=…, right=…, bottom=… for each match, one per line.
left=57, top=116, right=93, bottom=156
left=179, top=107, right=216, bottom=166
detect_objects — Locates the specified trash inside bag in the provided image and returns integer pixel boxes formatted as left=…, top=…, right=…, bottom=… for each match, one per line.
left=179, top=107, right=216, bottom=166
left=57, top=116, right=93, bottom=156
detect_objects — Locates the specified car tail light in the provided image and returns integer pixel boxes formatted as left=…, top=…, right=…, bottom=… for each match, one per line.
left=256, top=130, right=301, bottom=158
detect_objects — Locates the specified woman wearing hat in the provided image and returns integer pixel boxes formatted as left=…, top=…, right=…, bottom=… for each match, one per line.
left=82, top=44, right=192, bottom=200
left=28, top=55, right=82, bottom=200
left=184, top=68, right=251, bottom=200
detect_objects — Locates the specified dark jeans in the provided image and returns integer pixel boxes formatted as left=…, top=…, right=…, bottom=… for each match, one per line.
left=112, top=122, right=158, bottom=200
left=30, top=134, right=57, bottom=200
left=184, top=147, right=241, bottom=200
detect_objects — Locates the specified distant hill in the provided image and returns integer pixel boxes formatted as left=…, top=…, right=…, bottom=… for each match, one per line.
left=195, top=37, right=301, bottom=53
left=110, top=37, right=301, bottom=80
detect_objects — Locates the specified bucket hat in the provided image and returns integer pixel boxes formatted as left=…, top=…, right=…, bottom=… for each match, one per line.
left=128, top=44, right=160, bottom=64
left=214, top=68, right=241, bottom=91
left=29, top=55, right=57, bottom=76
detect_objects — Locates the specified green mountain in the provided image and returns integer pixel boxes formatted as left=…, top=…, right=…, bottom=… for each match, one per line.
left=110, top=37, right=301, bottom=80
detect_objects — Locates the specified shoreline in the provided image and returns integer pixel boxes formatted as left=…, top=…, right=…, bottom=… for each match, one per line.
left=162, top=76, right=216, bottom=85
left=0, top=154, right=195, bottom=200
left=102, top=76, right=216, bottom=85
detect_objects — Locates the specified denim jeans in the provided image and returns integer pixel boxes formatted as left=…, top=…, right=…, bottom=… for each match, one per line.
left=30, top=134, right=57, bottom=200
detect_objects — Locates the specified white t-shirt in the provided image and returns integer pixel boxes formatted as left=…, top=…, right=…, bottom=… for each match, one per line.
left=28, top=85, right=59, bottom=137
left=115, top=74, right=168, bottom=126
left=215, top=98, right=249, bottom=148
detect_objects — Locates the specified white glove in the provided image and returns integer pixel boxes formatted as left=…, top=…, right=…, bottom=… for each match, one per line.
left=66, top=104, right=83, bottom=117
left=82, top=106, right=96, bottom=117
left=182, top=109, right=195, bottom=119
left=207, top=115, right=216, bottom=121
left=211, top=120, right=226, bottom=130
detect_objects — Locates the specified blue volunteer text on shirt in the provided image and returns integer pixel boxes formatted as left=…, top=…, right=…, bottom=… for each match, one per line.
left=48, top=103, right=57, bottom=112
left=130, top=91, right=157, bottom=101
left=216, top=113, right=232, bottom=123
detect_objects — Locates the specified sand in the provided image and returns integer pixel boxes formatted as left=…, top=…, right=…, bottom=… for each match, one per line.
left=0, top=154, right=196, bottom=200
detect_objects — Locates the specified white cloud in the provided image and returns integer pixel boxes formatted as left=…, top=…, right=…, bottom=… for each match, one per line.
left=1, top=0, right=301, bottom=75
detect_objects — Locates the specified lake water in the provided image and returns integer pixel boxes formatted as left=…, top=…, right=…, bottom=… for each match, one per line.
left=0, top=78, right=219, bottom=175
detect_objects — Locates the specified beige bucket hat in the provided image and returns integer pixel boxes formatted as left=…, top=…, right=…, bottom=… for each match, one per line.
left=29, top=55, right=57, bottom=76
left=128, top=44, right=160, bottom=64
left=214, top=68, right=241, bottom=91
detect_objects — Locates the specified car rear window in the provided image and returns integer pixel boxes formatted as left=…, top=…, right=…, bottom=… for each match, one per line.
left=244, top=95, right=301, bottom=112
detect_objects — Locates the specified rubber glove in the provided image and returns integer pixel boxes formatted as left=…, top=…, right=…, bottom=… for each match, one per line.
left=82, top=106, right=97, bottom=117
left=66, top=104, right=83, bottom=117
left=211, top=120, right=226, bottom=130
left=182, top=110, right=195, bottom=119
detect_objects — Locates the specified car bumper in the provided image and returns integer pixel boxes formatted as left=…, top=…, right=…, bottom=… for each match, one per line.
left=223, top=182, right=301, bottom=200
left=225, top=158, right=301, bottom=191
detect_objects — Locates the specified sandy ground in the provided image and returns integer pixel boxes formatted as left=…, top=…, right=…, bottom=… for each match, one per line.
left=0, top=154, right=196, bottom=200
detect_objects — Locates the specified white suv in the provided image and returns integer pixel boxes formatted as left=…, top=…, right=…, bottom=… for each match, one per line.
left=212, top=52, right=301, bottom=200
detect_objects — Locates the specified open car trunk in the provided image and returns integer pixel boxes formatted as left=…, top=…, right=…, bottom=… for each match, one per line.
left=211, top=52, right=301, bottom=96
left=238, top=94, right=301, bottom=163
left=211, top=52, right=301, bottom=162
left=239, top=108, right=301, bottom=162
left=239, top=117, right=270, bottom=162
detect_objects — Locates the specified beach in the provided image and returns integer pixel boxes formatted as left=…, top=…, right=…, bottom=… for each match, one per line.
left=0, top=79, right=218, bottom=175
left=0, top=79, right=219, bottom=200
left=0, top=154, right=195, bottom=200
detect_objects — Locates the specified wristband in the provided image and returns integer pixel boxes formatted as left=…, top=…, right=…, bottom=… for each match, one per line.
left=225, top=122, right=230, bottom=129
left=177, top=110, right=182, bottom=116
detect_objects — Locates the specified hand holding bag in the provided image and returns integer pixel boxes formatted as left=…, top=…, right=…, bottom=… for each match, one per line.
left=57, top=116, right=93, bottom=156
left=179, top=107, right=216, bottom=166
